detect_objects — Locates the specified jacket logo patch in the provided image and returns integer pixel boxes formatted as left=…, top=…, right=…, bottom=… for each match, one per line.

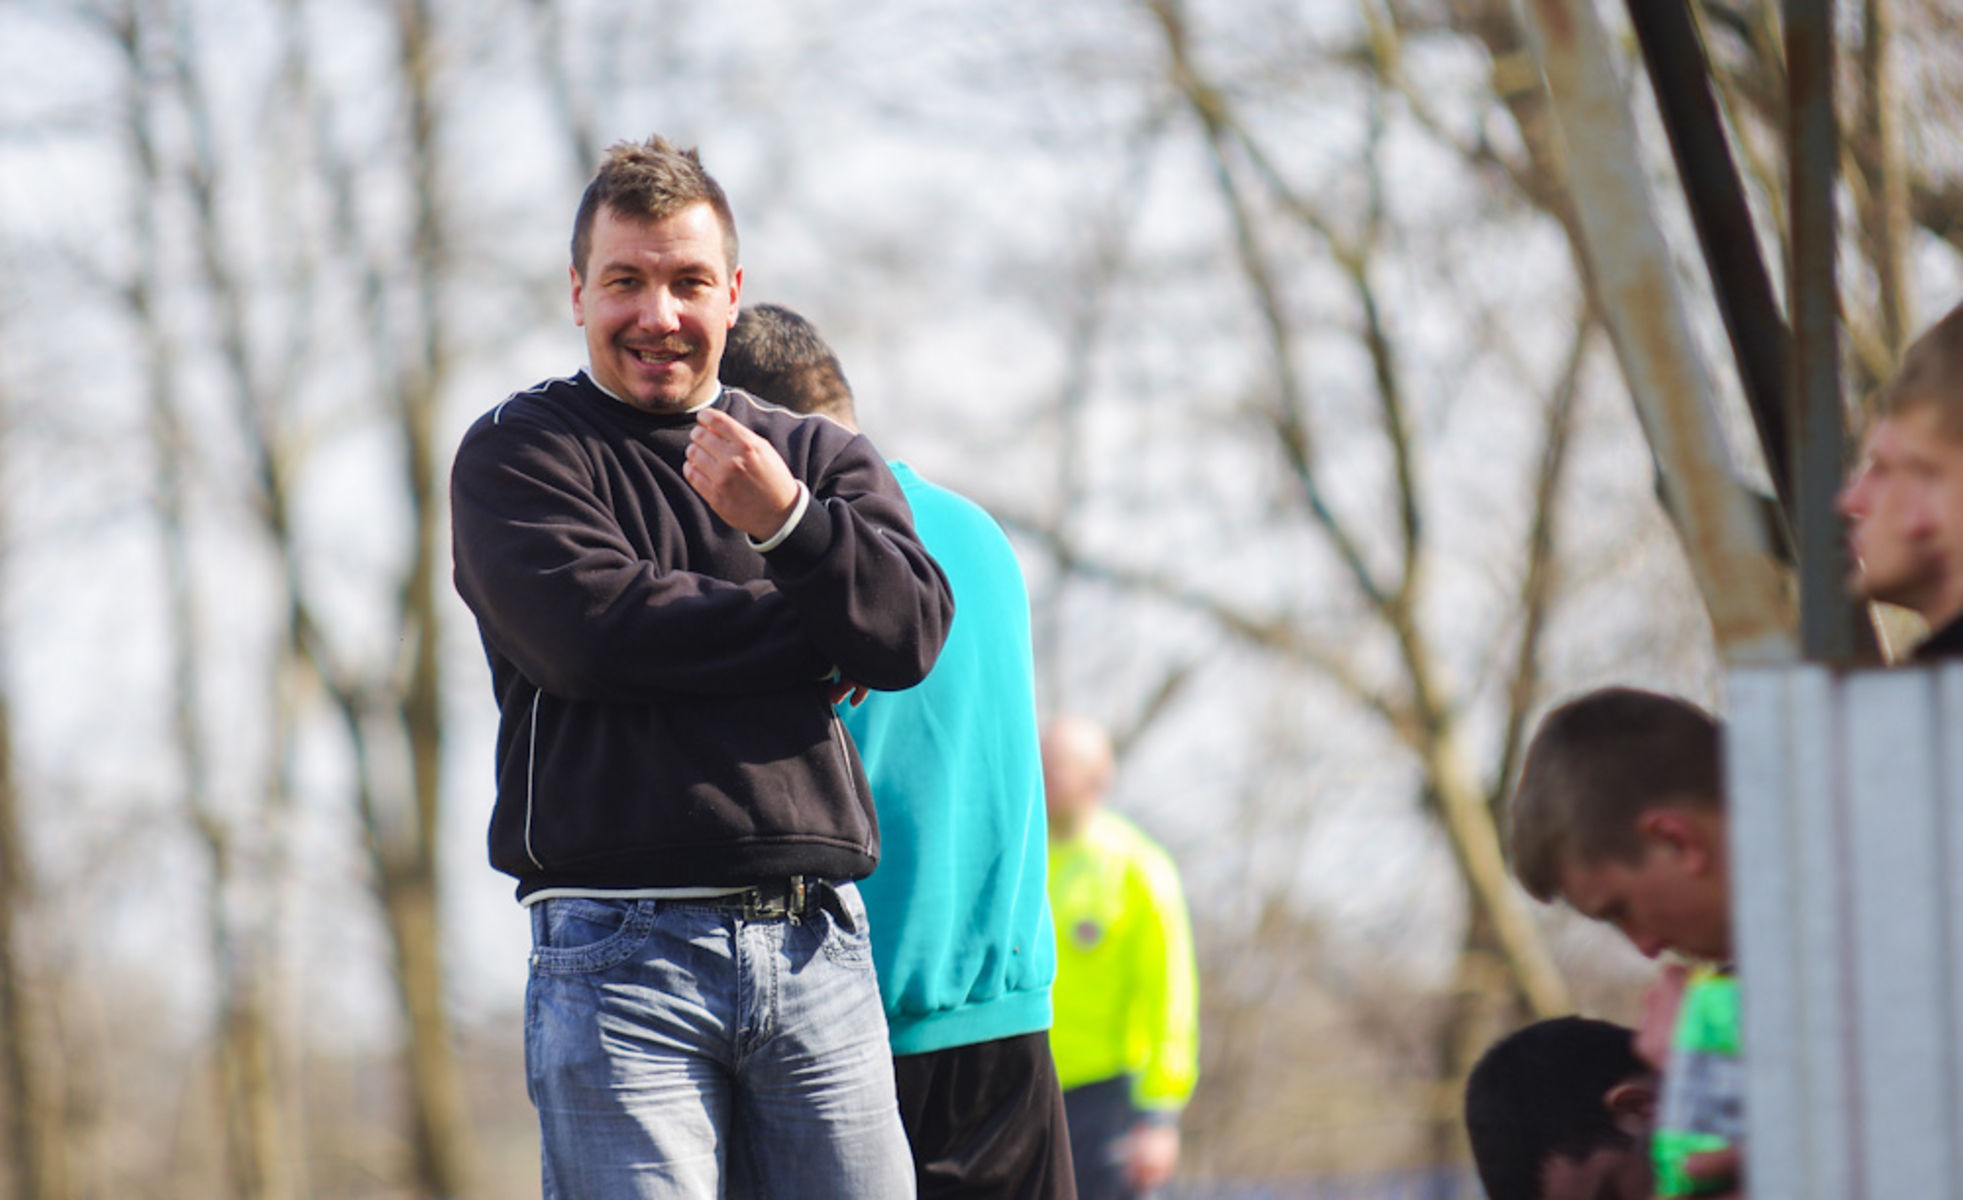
left=1072, top=919, right=1103, bottom=950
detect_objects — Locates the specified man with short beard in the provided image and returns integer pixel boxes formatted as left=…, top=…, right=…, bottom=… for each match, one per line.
left=1839, top=298, right=1963, bottom=658
left=450, top=134, right=951, bottom=1199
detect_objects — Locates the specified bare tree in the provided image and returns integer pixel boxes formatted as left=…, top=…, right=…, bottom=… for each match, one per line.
left=7, top=0, right=1960, bottom=1190
left=1699, top=0, right=1963, bottom=387
left=36, top=0, right=485, bottom=1191
left=199, top=0, right=475, bottom=1187
left=993, top=0, right=1603, bottom=1163
left=0, top=363, right=63, bottom=1199
left=307, top=3, right=478, bottom=1188
left=0, top=168, right=63, bottom=1195
left=99, top=2, right=305, bottom=1194
left=1857, top=0, right=1914, bottom=356
left=0, top=713, right=59, bottom=1200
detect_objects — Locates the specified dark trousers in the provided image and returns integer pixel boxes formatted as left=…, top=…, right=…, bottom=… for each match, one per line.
left=1061, top=1075, right=1150, bottom=1200
left=893, top=1030, right=1077, bottom=1200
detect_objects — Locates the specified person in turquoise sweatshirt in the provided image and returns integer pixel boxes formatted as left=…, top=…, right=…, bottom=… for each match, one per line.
left=1041, top=715, right=1199, bottom=1200
left=722, top=304, right=1073, bottom=1199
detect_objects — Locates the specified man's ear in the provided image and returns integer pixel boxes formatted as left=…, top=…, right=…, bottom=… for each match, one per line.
left=1634, top=806, right=1714, bottom=873
left=1604, top=1077, right=1658, bottom=1136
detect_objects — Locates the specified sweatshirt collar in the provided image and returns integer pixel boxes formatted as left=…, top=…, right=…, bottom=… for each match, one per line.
left=581, top=367, right=722, bottom=414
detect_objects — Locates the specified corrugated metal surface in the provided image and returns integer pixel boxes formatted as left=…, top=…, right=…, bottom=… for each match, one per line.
left=1729, top=663, right=1963, bottom=1198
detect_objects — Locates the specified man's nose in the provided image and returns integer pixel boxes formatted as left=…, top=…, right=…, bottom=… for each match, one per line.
left=1628, top=929, right=1667, bottom=959
left=636, top=287, right=681, bottom=332
left=1836, top=473, right=1865, bottom=518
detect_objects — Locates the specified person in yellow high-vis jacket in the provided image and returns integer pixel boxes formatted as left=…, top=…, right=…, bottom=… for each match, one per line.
left=1042, top=715, right=1199, bottom=1200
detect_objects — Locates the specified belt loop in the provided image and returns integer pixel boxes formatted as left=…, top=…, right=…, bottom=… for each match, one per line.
left=789, top=875, right=806, bottom=925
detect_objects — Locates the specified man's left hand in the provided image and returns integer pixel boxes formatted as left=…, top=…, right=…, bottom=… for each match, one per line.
left=684, top=408, right=800, bottom=540
left=826, top=674, right=869, bottom=706
left=1124, top=1122, right=1180, bottom=1192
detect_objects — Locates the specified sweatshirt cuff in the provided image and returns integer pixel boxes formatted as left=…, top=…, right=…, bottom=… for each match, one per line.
left=748, top=482, right=811, bottom=553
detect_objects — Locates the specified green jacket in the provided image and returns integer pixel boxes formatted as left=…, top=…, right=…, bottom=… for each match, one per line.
left=1047, top=809, right=1199, bottom=1111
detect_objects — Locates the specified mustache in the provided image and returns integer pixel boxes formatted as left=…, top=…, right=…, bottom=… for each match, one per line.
left=626, top=338, right=698, bottom=355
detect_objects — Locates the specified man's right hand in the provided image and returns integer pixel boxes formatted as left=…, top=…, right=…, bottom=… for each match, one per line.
left=684, top=407, right=801, bottom=540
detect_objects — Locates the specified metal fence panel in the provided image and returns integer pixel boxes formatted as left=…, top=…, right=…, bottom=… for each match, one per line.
left=1845, top=671, right=1954, bottom=1194
left=1730, top=663, right=1963, bottom=1199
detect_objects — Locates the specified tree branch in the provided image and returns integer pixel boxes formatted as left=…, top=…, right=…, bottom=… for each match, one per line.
left=1492, top=305, right=1595, bottom=803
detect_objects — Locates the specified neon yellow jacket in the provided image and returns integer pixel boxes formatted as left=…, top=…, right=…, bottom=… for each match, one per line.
left=1046, top=809, right=1199, bottom=1112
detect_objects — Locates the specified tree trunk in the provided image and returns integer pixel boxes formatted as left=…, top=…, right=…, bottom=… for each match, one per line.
left=1858, top=0, right=1912, bottom=363
left=1426, top=909, right=1526, bottom=1176
left=368, top=0, right=474, bottom=1190
left=218, top=968, right=298, bottom=1200
left=380, top=865, right=472, bottom=1197
left=0, top=709, right=70, bottom=1200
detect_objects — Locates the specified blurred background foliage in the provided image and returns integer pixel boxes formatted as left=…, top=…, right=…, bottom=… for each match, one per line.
left=0, top=0, right=1959, bottom=1194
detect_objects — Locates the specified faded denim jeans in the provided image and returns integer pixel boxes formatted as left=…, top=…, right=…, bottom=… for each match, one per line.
left=526, top=882, right=916, bottom=1199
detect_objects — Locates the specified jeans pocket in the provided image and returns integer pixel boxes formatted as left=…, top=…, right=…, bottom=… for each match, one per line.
left=818, top=882, right=873, bottom=969
left=530, top=897, right=657, bottom=974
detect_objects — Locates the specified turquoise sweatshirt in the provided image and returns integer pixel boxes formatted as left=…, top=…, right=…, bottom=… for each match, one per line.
left=844, top=462, right=1056, bottom=1055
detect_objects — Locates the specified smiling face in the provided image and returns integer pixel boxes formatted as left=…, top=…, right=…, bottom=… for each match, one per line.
left=572, top=202, right=741, bottom=414
left=1837, top=405, right=1963, bottom=627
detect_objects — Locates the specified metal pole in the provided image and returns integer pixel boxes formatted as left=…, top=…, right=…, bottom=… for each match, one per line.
left=1788, top=0, right=1860, bottom=663
left=1518, top=0, right=1795, bottom=663
left=1625, top=0, right=1794, bottom=537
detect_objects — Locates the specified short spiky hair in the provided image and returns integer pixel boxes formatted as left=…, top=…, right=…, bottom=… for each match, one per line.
left=570, top=134, right=738, bottom=278
left=720, top=304, right=856, bottom=425
left=1507, top=687, right=1723, bottom=901
left=1464, top=1017, right=1649, bottom=1200
left=1872, top=297, right=1963, bottom=441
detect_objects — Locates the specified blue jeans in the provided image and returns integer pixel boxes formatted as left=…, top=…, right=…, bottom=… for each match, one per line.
left=526, top=883, right=916, bottom=1199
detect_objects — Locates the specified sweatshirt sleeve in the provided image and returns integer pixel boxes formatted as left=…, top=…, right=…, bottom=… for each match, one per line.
left=449, top=408, right=830, bottom=701
left=748, top=416, right=954, bottom=693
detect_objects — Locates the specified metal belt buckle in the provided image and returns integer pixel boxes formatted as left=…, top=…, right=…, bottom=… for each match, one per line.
left=740, top=877, right=801, bottom=922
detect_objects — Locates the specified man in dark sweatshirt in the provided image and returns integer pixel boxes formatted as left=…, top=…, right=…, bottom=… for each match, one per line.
left=450, top=133, right=951, bottom=1200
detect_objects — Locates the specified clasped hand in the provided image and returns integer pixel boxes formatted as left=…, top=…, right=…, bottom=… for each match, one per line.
left=684, top=408, right=801, bottom=541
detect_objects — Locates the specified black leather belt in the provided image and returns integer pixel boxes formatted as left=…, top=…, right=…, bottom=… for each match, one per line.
left=699, top=877, right=821, bottom=921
